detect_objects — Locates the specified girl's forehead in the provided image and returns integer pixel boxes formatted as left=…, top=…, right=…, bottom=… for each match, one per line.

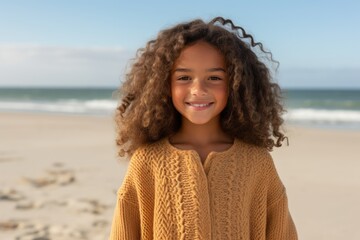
left=173, top=41, right=226, bottom=69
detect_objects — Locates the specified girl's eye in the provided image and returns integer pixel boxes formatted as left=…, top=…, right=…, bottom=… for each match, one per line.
left=209, top=76, right=222, bottom=81
left=177, top=76, right=191, bottom=81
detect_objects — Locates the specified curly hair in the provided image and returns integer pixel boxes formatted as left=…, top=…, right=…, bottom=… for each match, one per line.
left=115, top=16, right=287, bottom=157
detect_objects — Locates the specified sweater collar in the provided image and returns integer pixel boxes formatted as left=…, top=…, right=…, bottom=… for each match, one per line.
left=163, top=137, right=240, bottom=157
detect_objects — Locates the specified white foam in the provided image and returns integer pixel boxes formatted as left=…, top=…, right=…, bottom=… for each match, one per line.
left=0, top=99, right=118, bottom=115
left=285, top=108, right=360, bottom=123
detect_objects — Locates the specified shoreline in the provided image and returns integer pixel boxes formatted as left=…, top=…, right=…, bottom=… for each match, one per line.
left=3, top=109, right=360, bottom=131
left=1, top=112, right=360, bottom=239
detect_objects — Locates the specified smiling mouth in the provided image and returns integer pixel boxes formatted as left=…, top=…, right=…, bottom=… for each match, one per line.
left=186, top=102, right=214, bottom=108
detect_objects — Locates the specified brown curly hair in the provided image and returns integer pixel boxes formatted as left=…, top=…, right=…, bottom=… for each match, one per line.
left=115, top=16, right=286, bottom=157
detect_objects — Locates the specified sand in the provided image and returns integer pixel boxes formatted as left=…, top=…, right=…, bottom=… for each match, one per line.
left=0, top=112, right=359, bottom=239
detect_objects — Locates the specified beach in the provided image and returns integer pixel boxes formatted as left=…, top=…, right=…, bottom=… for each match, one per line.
left=0, top=113, right=127, bottom=240
left=1, top=112, right=360, bottom=239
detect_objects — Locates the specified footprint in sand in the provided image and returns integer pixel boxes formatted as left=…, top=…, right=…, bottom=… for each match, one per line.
left=15, top=200, right=37, bottom=210
left=1, top=219, right=108, bottom=240
left=0, top=220, right=19, bottom=230
left=0, top=188, right=26, bottom=201
left=66, top=198, right=110, bottom=215
left=23, top=168, right=75, bottom=188
left=14, top=223, right=87, bottom=240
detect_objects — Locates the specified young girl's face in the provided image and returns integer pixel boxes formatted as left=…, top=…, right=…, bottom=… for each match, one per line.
left=170, top=41, right=229, bottom=126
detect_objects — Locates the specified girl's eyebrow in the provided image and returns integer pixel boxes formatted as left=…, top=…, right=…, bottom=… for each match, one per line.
left=173, top=68, right=226, bottom=73
left=173, top=68, right=192, bottom=73
left=207, top=68, right=226, bottom=72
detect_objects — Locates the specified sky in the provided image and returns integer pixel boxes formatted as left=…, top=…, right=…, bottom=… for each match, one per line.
left=0, top=0, right=359, bottom=89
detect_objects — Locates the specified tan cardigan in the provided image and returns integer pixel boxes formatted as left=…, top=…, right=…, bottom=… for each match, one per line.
left=109, top=138, right=297, bottom=239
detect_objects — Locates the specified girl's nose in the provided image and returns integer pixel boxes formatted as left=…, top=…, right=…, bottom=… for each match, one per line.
left=190, top=79, right=207, bottom=96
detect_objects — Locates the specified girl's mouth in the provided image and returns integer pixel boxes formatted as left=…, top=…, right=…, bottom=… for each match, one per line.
left=186, top=102, right=214, bottom=110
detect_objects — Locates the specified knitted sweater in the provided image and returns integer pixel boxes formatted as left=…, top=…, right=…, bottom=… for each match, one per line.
left=109, top=138, right=297, bottom=239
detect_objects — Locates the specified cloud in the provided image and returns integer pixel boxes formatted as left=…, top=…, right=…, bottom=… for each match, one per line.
left=0, top=44, right=134, bottom=87
left=1, top=44, right=359, bottom=89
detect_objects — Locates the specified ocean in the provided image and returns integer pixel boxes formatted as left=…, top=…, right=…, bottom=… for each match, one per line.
left=0, top=87, right=360, bottom=129
left=0, top=87, right=118, bottom=116
left=283, top=89, right=360, bottom=129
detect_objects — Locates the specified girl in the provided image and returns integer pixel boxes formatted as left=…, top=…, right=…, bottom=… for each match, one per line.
left=109, top=17, right=297, bottom=239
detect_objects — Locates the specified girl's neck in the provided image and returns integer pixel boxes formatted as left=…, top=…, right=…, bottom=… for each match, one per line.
left=170, top=117, right=232, bottom=147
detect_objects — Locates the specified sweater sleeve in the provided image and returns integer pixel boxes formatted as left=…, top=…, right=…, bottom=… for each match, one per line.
left=266, top=191, right=298, bottom=240
left=109, top=149, right=145, bottom=240
left=264, top=152, right=298, bottom=240
left=109, top=196, right=140, bottom=240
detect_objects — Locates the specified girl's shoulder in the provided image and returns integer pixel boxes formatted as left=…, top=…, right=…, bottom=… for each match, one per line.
left=129, top=138, right=171, bottom=164
left=133, top=137, right=169, bottom=153
left=234, top=139, right=283, bottom=195
left=119, top=139, right=169, bottom=194
left=233, top=138, right=275, bottom=170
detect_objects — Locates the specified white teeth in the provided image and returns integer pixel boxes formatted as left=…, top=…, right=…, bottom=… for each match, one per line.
left=189, top=103, right=210, bottom=107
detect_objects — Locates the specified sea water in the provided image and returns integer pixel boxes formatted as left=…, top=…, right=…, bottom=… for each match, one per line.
left=0, top=87, right=118, bottom=116
left=283, top=89, right=360, bottom=129
left=1, top=87, right=360, bottom=129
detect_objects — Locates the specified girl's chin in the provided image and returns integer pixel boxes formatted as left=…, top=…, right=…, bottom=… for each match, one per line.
left=182, top=116, right=220, bottom=126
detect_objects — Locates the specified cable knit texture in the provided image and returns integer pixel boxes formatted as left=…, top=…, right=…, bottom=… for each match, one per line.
left=109, top=138, right=297, bottom=239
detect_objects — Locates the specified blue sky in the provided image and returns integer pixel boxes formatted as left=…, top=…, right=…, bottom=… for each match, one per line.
left=0, top=0, right=359, bottom=88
